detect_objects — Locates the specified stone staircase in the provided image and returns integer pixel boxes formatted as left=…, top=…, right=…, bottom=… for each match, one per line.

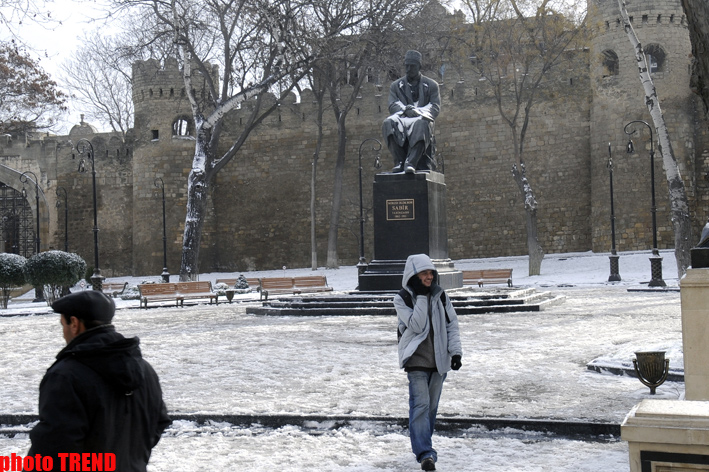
left=246, top=287, right=565, bottom=316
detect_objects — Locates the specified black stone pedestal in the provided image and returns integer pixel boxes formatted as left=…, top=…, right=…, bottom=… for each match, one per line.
left=358, top=171, right=462, bottom=291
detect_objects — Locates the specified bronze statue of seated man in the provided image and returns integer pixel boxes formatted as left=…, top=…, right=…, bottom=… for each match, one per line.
left=382, top=50, right=441, bottom=173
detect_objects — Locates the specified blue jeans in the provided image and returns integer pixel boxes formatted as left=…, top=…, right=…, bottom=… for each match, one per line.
left=407, top=370, right=446, bottom=463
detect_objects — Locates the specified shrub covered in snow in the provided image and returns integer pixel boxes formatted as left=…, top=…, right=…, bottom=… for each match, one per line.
left=213, top=282, right=229, bottom=296
left=119, top=280, right=155, bottom=300
left=0, top=253, right=27, bottom=308
left=24, top=251, right=87, bottom=305
left=235, top=274, right=250, bottom=290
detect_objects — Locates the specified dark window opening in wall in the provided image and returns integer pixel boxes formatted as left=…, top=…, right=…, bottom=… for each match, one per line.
left=602, top=50, right=619, bottom=77
left=657, top=14, right=662, bottom=23
left=151, top=130, right=159, bottom=140
left=645, top=44, right=666, bottom=73
left=0, top=182, right=34, bottom=257
left=642, top=15, right=648, bottom=23
left=172, top=117, right=192, bottom=136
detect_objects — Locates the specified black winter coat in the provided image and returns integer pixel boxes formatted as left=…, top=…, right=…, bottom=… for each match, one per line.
left=29, top=325, right=171, bottom=472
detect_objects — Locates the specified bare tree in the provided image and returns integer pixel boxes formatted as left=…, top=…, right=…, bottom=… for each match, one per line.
left=305, top=66, right=329, bottom=270
left=681, top=0, right=709, bottom=117
left=0, top=41, right=67, bottom=134
left=108, top=0, right=364, bottom=279
left=60, top=32, right=134, bottom=136
left=0, top=0, right=58, bottom=38
left=617, top=0, right=693, bottom=277
left=455, top=0, right=585, bottom=276
left=323, top=1, right=430, bottom=268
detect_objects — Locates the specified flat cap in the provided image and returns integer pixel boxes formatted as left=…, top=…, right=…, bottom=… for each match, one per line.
left=404, top=50, right=422, bottom=65
left=52, top=290, right=115, bottom=323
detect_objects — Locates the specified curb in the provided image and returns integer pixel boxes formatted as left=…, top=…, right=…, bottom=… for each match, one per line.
left=0, top=414, right=620, bottom=441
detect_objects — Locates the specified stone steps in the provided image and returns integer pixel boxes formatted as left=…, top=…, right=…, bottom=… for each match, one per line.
left=245, top=288, right=564, bottom=316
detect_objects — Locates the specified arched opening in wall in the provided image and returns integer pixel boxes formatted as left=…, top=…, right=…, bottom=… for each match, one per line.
left=0, top=183, right=34, bottom=256
left=172, top=116, right=193, bottom=137
left=645, top=44, right=666, bottom=73
left=601, top=50, right=619, bottom=77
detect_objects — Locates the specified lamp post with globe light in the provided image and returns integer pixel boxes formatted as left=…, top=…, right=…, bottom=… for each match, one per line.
left=73, top=139, right=104, bottom=291
left=56, top=186, right=68, bottom=252
left=357, top=138, right=382, bottom=273
left=20, top=170, right=44, bottom=302
left=624, top=120, right=665, bottom=287
left=155, top=177, right=170, bottom=282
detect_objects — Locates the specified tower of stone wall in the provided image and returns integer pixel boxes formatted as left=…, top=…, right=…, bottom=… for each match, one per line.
left=131, top=58, right=215, bottom=276
left=588, top=0, right=700, bottom=256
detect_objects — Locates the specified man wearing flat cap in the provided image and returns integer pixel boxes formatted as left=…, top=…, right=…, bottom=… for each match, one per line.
left=382, top=50, right=441, bottom=173
left=29, top=291, right=170, bottom=471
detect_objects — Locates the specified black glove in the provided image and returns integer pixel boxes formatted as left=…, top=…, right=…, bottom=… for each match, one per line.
left=408, top=275, right=430, bottom=295
left=451, top=355, right=462, bottom=371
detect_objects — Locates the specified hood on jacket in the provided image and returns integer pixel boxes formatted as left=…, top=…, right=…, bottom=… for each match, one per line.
left=402, top=253, right=438, bottom=288
left=57, top=325, right=145, bottom=393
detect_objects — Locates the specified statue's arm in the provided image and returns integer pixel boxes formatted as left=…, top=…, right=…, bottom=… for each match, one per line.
left=417, top=79, right=440, bottom=121
left=388, top=80, right=406, bottom=115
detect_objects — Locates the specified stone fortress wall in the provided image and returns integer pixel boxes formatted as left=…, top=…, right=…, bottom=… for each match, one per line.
left=0, top=0, right=706, bottom=277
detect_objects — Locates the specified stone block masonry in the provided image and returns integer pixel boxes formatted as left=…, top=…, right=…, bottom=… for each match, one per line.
left=1, top=0, right=707, bottom=276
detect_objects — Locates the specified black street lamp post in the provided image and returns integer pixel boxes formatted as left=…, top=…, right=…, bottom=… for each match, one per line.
left=20, top=171, right=41, bottom=255
left=624, top=120, right=666, bottom=287
left=607, top=143, right=620, bottom=282
left=155, top=177, right=170, bottom=282
left=74, top=139, right=104, bottom=291
left=56, top=187, right=68, bottom=252
left=20, top=170, right=44, bottom=302
left=357, top=138, right=382, bottom=274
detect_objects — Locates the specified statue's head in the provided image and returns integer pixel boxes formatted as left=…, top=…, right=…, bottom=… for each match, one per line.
left=404, top=50, right=422, bottom=80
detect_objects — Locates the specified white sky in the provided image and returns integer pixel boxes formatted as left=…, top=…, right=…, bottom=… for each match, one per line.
left=1, top=0, right=115, bottom=130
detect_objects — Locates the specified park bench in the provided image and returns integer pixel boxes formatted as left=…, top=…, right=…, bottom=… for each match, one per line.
left=215, top=277, right=261, bottom=291
left=260, top=276, right=333, bottom=300
left=175, top=281, right=219, bottom=306
left=259, top=277, right=296, bottom=300
left=138, top=283, right=180, bottom=308
left=292, top=276, right=333, bottom=294
left=138, top=281, right=219, bottom=308
left=102, top=282, right=128, bottom=298
left=462, top=269, right=513, bottom=287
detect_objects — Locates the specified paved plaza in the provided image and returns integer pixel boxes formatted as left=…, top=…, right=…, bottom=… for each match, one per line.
left=0, top=251, right=685, bottom=470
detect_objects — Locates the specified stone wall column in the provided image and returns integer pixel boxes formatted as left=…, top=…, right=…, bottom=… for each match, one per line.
left=680, top=269, right=709, bottom=401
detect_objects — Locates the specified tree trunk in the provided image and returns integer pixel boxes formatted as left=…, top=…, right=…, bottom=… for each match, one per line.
left=311, top=153, right=319, bottom=270
left=179, top=134, right=211, bottom=280
left=681, top=0, right=709, bottom=116
left=512, top=164, right=544, bottom=276
left=311, top=93, right=325, bottom=271
left=618, top=0, right=693, bottom=277
left=326, top=113, right=348, bottom=268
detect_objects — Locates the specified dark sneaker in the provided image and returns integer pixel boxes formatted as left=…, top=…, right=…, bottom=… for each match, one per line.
left=421, top=457, right=436, bottom=471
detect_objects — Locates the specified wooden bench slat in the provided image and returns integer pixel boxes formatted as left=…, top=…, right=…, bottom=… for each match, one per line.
left=102, top=282, right=128, bottom=298
left=176, top=281, right=218, bottom=306
left=260, top=276, right=332, bottom=300
left=138, top=281, right=219, bottom=307
left=138, top=283, right=180, bottom=308
left=462, top=269, right=513, bottom=287
left=216, top=277, right=261, bottom=290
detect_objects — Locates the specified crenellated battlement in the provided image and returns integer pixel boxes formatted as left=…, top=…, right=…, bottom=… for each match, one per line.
left=4, top=0, right=703, bottom=278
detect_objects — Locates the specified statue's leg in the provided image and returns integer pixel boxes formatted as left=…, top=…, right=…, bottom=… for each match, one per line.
left=386, top=136, right=408, bottom=172
left=404, top=141, right=426, bottom=173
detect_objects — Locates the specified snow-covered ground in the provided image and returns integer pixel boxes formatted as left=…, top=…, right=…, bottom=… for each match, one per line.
left=0, top=250, right=687, bottom=471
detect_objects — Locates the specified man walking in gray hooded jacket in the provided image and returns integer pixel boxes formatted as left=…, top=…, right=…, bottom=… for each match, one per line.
left=395, top=254, right=462, bottom=471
